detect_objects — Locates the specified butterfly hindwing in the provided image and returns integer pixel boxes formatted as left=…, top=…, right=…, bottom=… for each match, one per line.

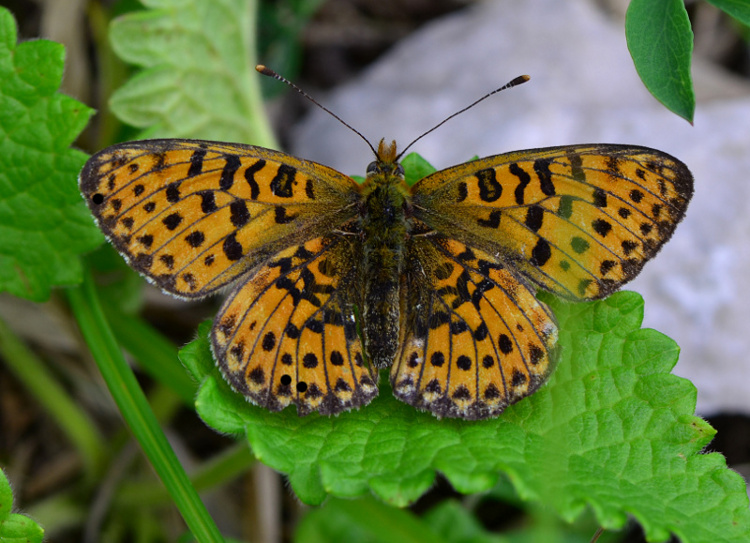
left=79, top=139, right=360, bottom=299
left=212, top=233, right=378, bottom=415
left=392, top=233, right=558, bottom=419
left=411, top=144, right=693, bottom=301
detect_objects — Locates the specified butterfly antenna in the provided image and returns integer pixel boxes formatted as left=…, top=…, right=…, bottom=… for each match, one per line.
left=256, top=65, right=378, bottom=156
left=395, top=74, right=530, bottom=161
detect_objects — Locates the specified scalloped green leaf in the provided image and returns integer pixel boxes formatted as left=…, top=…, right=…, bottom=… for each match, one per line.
left=182, top=289, right=750, bottom=541
left=625, top=0, right=695, bottom=122
left=109, top=0, right=275, bottom=146
left=0, top=469, right=44, bottom=543
left=0, top=7, right=98, bottom=301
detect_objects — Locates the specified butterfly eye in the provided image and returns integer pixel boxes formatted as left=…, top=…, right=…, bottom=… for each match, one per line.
left=366, top=161, right=378, bottom=175
left=394, top=164, right=405, bottom=177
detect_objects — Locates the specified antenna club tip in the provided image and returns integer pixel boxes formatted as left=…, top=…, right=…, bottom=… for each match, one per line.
left=255, top=64, right=272, bottom=76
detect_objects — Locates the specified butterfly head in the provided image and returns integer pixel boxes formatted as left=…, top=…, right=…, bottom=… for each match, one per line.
left=366, top=139, right=405, bottom=179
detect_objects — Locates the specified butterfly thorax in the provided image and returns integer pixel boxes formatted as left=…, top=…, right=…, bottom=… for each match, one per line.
left=359, top=139, right=412, bottom=368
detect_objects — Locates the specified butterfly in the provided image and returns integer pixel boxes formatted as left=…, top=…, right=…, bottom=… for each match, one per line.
left=79, top=77, right=693, bottom=420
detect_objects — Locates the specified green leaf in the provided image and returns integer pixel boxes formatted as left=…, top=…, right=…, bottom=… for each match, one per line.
left=109, top=0, right=275, bottom=147
left=401, top=152, right=437, bottom=187
left=0, top=469, right=44, bottom=543
left=183, top=289, right=750, bottom=541
left=625, top=0, right=695, bottom=122
left=706, top=0, right=750, bottom=26
left=0, top=7, right=98, bottom=301
left=295, top=496, right=449, bottom=543
left=423, top=501, right=506, bottom=543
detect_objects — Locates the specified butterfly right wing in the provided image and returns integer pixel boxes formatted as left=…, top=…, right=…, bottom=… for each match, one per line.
left=411, top=145, right=692, bottom=301
left=79, top=139, right=361, bottom=299
left=392, top=232, right=558, bottom=419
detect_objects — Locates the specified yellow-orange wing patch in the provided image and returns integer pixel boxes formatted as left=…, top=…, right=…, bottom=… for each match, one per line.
left=392, top=234, right=557, bottom=419
left=212, top=233, right=378, bottom=415
left=79, top=139, right=360, bottom=299
left=411, top=144, right=693, bottom=301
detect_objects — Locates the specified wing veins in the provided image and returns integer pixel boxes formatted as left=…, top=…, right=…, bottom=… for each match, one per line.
left=215, top=239, right=333, bottom=354
left=425, top=257, right=537, bottom=398
left=428, top=241, right=553, bottom=388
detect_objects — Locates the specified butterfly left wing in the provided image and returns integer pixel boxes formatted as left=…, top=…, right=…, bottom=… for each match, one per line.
left=80, top=139, right=374, bottom=416
left=392, top=234, right=558, bottom=419
left=79, top=139, right=360, bottom=299
left=411, top=144, right=693, bottom=300
left=213, top=231, right=379, bottom=416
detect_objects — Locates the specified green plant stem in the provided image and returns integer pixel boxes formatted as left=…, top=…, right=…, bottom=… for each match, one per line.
left=0, top=316, right=105, bottom=478
left=103, top=305, right=197, bottom=405
left=115, top=443, right=255, bottom=508
left=66, top=271, right=224, bottom=542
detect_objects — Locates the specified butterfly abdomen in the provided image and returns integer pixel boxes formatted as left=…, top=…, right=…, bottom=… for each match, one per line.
left=360, top=168, right=411, bottom=368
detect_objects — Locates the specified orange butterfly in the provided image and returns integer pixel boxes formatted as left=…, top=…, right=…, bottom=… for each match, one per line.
left=80, top=73, right=692, bottom=420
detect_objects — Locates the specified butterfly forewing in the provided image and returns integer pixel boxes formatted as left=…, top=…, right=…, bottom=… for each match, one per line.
left=411, top=144, right=693, bottom=301
left=80, top=139, right=360, bottom=299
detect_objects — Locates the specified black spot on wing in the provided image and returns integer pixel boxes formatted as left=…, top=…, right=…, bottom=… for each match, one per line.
left=185, top=231, right=205, bottom=247
left=188, top=149, right=207, bottom=177
left=223, top=233, right=243, bottom=260
left=220, top=155, right=241, bottom=190
left=529, top=238, right=551, bottom=266
left=162, top=213, right=182, bottom=230
left=525, top=205, right=544, bottom=232
left=166, top=182, right=181, bottom=203
left=533, top=158, right=555, bottom=195
left=305, top=178, right=315, bottom=199
left=270, top=164, right=297, bottom=197
left=230, top=200, right=250, bottom=227
left=198, top=191, right=218, bottom=214
left=244, top=160, right=265, bottom=200
left=592, top=218, right=612, bottom=237
left=477, top=210, right=501, bottom=229
left=275, top=206, right=298, bottom=224
left=456, top=182, right=468, bottom=202
left=476, top=168, right=502, bottom=202
left=509, top=163, right=531, bottom=204
left=592, top=188, right=607, bottom=207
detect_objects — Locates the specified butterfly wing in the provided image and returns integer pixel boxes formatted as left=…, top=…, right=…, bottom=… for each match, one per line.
left=80, top=139, right=375, bottom=415
left=79, top=139, right=360, bottom=298
left=392, top=234, right=557, bottom=419
left=397, top=144, right=692, bottom=418
left=213, top=231, right=378, bottom=415
left=411, top=145, right=693, bottom=300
